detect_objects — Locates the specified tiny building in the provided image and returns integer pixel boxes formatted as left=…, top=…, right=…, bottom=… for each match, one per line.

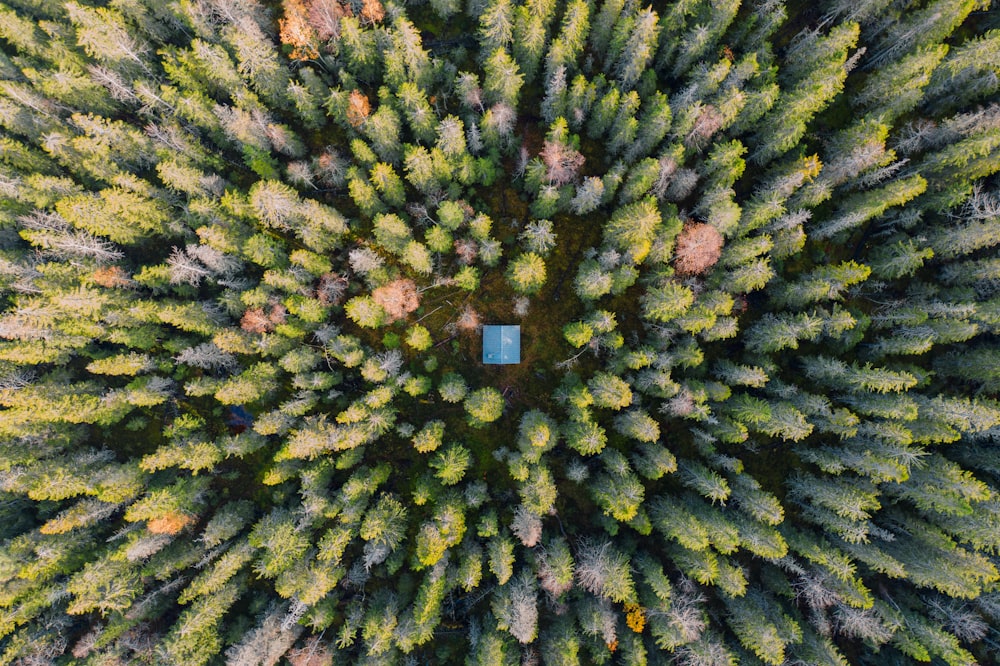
left=482, top=325, right=520, bottom=364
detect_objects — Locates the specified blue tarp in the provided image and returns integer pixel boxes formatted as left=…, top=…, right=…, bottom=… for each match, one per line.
left=483, top=325, right=520, bottom=364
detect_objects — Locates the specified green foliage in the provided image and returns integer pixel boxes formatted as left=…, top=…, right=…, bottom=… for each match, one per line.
left=563, top=321, right=594, bottom=348
left=506, top=252, right=547, bottom=294
left=588, top=371, right=633, bottom=410
left=438, top=372, right=469, bottom=403
left=464, top=387, right=505, bottom=426
left=0, top=0, right=998, bottom=662
left=345, top=295, right=388, bottom=329
left=430, top=444, right=472, bottom=485
left=405, top=324, right=433, bottom=351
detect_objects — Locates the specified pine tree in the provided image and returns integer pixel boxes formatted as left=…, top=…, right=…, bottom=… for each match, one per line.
left=670, top=0, right=740, bottom=78
left=479, top=0, right=514, bottom=54
left=563, top=416, right=608, bottom=455
left=611, top=6, right=659, bottom=91
left=465, top=387, right=505, bottom=426
left=543, top=0, right=590, bottom=84
left=724, top=588, right=801, bottom=665
left=854, top=44, right=948, bottom=122
left=482, top=49, right=524, bottom=109
left=603, top=196, right=662, bottom=264
left=750, top=22, right=860, bottom=165
left=506, top=252, right=546, bottom=294
left=570, top=176, right=605, bottom=215
left=397, top=81, right=437, bottom=145
left=592, top=449, right=645, bottom=522
left=512, top=1, right=552, bottom=84
left=540, top=64, right=567, bottom=125
left=923, top=29, right=1000, bottom=113
left=866, top=0, right=978, bottom=69
left=575, top=539, right=637, bottom=604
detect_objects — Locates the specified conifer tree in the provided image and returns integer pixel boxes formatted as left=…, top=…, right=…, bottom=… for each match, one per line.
left=0, top=1, right=999, bottom=662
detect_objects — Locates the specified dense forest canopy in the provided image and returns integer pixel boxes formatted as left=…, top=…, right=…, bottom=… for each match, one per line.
left=0, top=0, right=999, bottom=663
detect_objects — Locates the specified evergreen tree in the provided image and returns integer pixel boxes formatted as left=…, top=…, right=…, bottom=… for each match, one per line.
left=0, top=1, right=999, bottom=663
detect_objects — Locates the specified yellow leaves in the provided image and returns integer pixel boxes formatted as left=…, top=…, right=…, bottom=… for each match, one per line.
left=55, top=187, right=168, bottom=244
left=798, top=153, right=822, bottom=182
left=86, top=352, right=152, bottom=376
left=625, top=602, right=646, bottom=633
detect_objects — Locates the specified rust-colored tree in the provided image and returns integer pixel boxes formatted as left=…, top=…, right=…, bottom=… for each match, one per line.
left=280, top=0, right=321, bottom=61
left=456, top=305, right=481, bottom=332
left=147, top=512, right=194, bottom=535
left=287, top=636, right=334, bottom=666
left=241, top=303, right=288, bottom=334
left=372, top=278, right=420, bottom=321
left=540, top=140, right=585, bottom=186
left=674, top=222, right=724, bottom=275
left=91, top=265, right=131, bottom=288
left=359, top=0, right=385, bottom=25
left=347, top=89, right=371, bottom=128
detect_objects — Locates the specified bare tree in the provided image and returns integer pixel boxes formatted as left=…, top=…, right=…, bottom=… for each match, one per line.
left=540, top=140, right=585, bottom=186
left=225, top=602, right=304, bottom=666
left=510, top=505, right=543, bottom=547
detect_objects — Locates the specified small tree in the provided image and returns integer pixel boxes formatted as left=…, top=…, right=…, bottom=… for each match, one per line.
left=465, top=387, right=504, bottom=426
left=563, top=321, right=594, bottom=348
left=563, top=418, right=607, bottom=455
left=574, top=259, right=613, bottom=300
left=507, top=252, right=547, bottom=294
left=575, top=540, right=637, bottom=604
left=372, top=279, right=420, bottom=321
left=430, top=444, right=472, bottom=485
left=571, top=176, right=605, bottom=215
left=588, top=371, right=633, bottom=410
left=346, top=90, right=371, bottom=128
left=345, top=295, right=388, bottom=329
left=510, top=505, right=543, bottom=547
left=492, top=570, right=539, bottom=644
left=438, top=373, right=468, bottom=403
left=279, top=0, right=320, bottom=61
left=674, top=222, right=724, bottom=275
left=540, top=137, right=585, bottom=186
left=412, top=420, right=446, bottom=453
left=405, top=324, right=433, bottom=351
left=520, top=219, right=557, bottom=255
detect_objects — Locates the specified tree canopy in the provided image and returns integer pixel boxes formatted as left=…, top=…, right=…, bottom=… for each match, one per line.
left=0, top=0, right=999, bottom=664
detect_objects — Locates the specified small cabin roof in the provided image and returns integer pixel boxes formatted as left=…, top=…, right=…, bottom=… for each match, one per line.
left=482, top=325, right=520, bottom=364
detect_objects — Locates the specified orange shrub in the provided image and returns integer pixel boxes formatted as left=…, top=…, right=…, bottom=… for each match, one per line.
left=241, top=307, right=272, bottom=334
left=359, top=0, right=385, bottom=24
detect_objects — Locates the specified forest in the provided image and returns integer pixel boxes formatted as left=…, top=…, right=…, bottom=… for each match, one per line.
left=0, top=0, right=999, bottom=663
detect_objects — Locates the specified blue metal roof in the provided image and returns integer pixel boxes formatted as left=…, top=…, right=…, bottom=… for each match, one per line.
left=482, top=325, right=520, bottom=364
